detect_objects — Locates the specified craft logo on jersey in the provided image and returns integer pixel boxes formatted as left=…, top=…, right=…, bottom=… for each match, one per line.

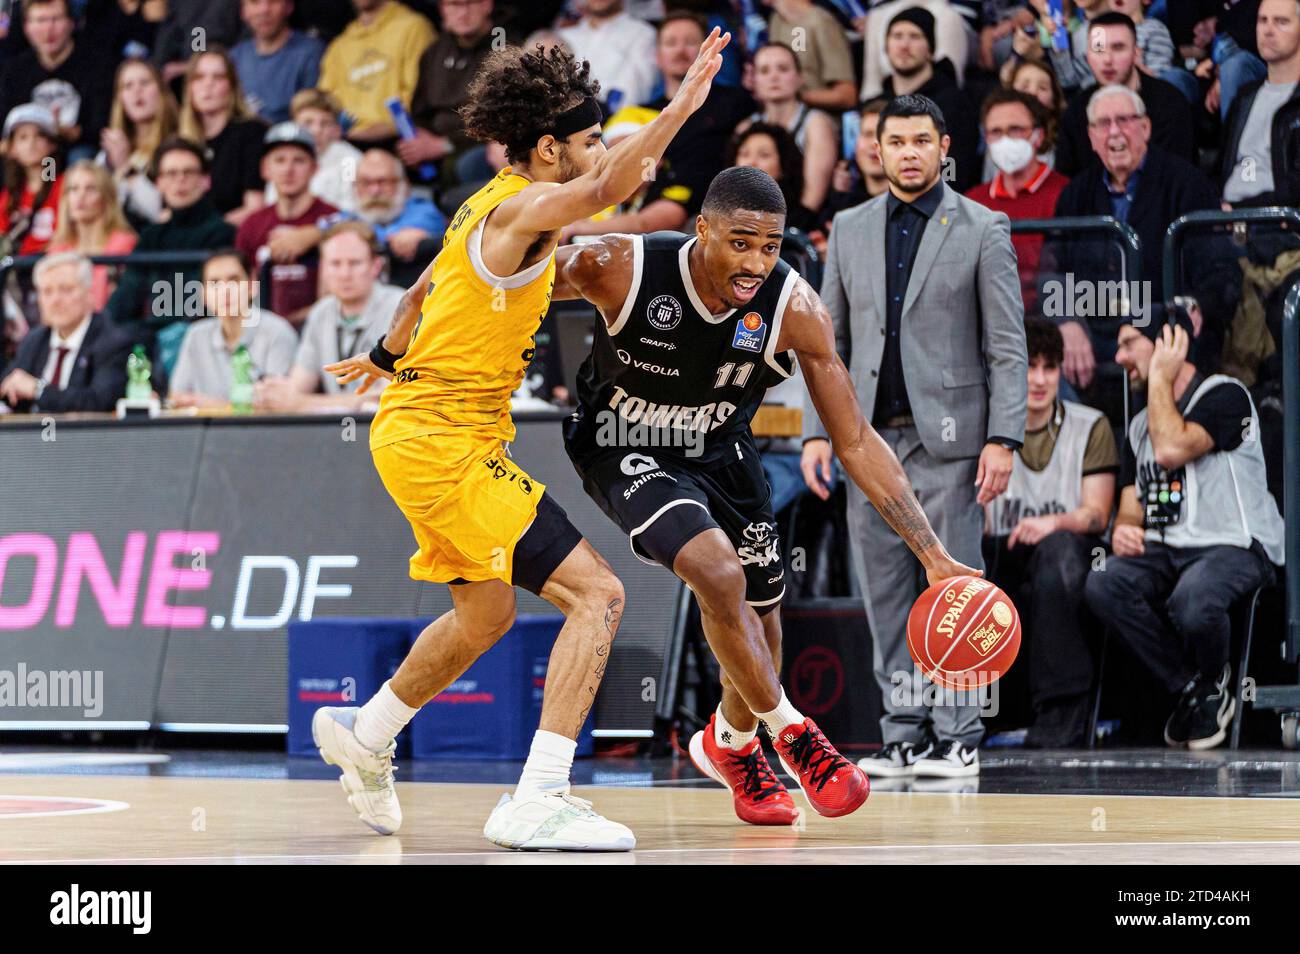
left=732, top=312, right=766, bottom=353
left=647, top=295, right=683, bottom=331
left=737, top=521, right=779, bottom=567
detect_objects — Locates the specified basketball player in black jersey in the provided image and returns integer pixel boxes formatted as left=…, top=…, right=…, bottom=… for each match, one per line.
left=556, top=166, right=978, bottom=824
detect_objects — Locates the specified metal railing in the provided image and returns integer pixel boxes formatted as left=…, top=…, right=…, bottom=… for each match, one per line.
left=1010, top=215, right=1142, bottom=426
left=1162, top=206, right=1300, bottom=307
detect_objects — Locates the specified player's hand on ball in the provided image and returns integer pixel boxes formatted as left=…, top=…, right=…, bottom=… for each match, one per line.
left=324, top=352, right=389, bottom=394
left=1111, top=523, right=1146, bottom=557
left=925, top=555, right=982, bottom=589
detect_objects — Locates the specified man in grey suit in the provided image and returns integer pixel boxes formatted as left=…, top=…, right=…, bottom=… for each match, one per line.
left=801, top=94, right=1027, bottom=779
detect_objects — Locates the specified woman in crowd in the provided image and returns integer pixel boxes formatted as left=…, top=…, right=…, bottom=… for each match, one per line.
left=99, top=57, right=180, bottom=229
left=738, top=43, right=838, bottom=222
left=727, top=122, right=814, bottom=232
left=48, top=161, right=138, bottom=312
left=177, top=47, right=269, bottom=227
left=0, top=105, right=63, bottom=258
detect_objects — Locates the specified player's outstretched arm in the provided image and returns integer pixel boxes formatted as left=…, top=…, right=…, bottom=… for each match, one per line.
left=323, top=257, right=436, bottom=393
left=781, top=278, right=980, bottom=586
left=505, top=29, right=730, bottom=236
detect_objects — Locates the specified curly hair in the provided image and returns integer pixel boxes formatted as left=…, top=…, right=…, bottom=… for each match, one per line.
left=459, top=44, right=601, bottom=165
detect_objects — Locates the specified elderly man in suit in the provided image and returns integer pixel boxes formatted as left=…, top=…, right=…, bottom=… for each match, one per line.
left=1, top=252, right=134, bottom=413
left=802, top=94, right=1027, bottom=779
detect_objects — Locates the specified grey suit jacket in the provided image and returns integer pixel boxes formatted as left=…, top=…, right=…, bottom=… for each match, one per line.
left=804, top=182, right=1027, bottom=460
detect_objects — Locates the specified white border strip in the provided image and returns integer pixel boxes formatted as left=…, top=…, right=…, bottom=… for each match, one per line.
left=607, top=234, right=644, bottom=335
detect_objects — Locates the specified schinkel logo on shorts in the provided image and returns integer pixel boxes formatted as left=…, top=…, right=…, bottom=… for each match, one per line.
left=732, top=312, right=766, bottom=353
left=646, top=295, right=683, bottom=331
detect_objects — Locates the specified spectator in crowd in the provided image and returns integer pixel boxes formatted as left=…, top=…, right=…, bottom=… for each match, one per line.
left=0, top=0, right=117, bottom=160
left=178, top=48, right=271, bottom=226
left=863, top=0, right=972, bottom=100
left=99, top=58, right=179, bottom=229
left=47, top=160, right=138, bottom=312
left=818, top=97, right=891, bottom=242
left=1051, top=85, right=1218, bottom=402
left=879, top=7, right=981, bottom=192
left=640, top=10, right=753, bottom=218
left=740, top=43, right=837, bottom=223
left=255, top=221, right=404, bottom=411
left=235, top=123, right=339, bottom=328
left=1055, top=12, right=1194, bottom=176
left=151, top=0, right=242, bottom=84
left=403, top=0, right=497, bottom=194
left=725, top=122, right=809, bottom=230
left=766, top=0, right=856, bottom=110
left=966, top=89, right=1069, bottom=312
left=105, top=138, right=236, bottom=368
left=1221, top=0, right=1300, bottom=209
left=0, top=251, right=133, bottom=413
left=560, top=106, right=692, bottom=238
left=1109, top=0, right=1199, bottom=105
left=801, top=94, right=1027, bottom=779
left=983, top=318, right=1118, bottom=748
left=347, top=148, right=445, bottom=265
left=1086, top=315, right=1283, bottom=750
left=1009, top=0, right=1108, bottom=97
left=0, top=105, right=62, bottom=257
left=318, top=0, right=437, bottom=145
left=978, top=0, right=1037, bottom=73
left=557, top=0, right=659, bottom=111
left=230, top=0, right=326, bottom=124
left=168, top=249, right=297, bottom=408
left=1175, top=0, right=1265, bottom=120
left=273, top=89, right=363, bottom=213
left=1007, top=58, right=1066, bottom=166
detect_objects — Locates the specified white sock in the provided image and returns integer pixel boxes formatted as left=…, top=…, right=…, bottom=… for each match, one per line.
left=714, top=705, right=757, bottom=750
left=515, top=730, right=576, bottom=799
left=353, top=680, right=419, bottom=752
left=755, top=690, right=805, bottom=739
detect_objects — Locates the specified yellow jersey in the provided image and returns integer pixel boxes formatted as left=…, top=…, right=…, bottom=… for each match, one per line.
left=369, top=168, right=556, bottom=450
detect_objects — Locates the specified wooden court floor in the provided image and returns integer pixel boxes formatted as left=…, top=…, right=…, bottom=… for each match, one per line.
left=2, top=773, right=1299, bottom=864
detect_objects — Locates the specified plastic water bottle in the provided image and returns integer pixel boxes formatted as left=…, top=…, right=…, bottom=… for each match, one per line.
left=230, top=345, right=254, bottom=415
left=125, top=345, right=151, bottom=402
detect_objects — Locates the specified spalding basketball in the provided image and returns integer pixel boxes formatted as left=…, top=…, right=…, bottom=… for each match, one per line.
left=906, top=576, right=1020, bottom=690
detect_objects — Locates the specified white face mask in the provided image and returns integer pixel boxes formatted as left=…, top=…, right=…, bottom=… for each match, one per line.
left=988, top=135, right=1036, bottom=175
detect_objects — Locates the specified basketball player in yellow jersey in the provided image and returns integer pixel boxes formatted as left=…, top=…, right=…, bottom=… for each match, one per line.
left=315, top=31, right=732, bottom=852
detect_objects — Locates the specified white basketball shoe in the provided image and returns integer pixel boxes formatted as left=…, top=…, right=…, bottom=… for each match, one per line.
left=483, top=790, right=636, bottom=851
left=312, top=706, right=402, bottom=835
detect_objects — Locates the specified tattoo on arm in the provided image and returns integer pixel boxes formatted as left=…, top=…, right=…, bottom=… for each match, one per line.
left=878, top=492, right=939, bottom=554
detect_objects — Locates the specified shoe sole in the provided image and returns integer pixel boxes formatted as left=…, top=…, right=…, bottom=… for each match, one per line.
left=688, top=731, right=800, bottom=827
left=1186, top=697, right=1236, bottom=751
left=312, top=708, right=399, bottom=836
left=483, top=798, right=636, bottom=852
left=912, top=762, right=980, bottom=778
left=857, top=760, right=918, bottom=779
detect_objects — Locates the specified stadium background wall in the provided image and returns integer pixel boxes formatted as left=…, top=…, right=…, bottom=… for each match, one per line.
left=0, top=413, right=685, bottom=734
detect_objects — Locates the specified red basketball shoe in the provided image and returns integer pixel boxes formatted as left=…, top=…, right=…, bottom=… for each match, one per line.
left=689, top=715, right=799, bottom=825
left=770, top=718, right=870, bottom=817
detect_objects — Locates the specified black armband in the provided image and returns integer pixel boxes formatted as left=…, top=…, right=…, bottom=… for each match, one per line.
left=370, top=336, right=403, bottom=374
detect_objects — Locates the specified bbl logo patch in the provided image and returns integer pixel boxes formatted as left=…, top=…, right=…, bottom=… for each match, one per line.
left=732, top=311, right=766, bottom=353
left=646, top=295, right=683, bottom=331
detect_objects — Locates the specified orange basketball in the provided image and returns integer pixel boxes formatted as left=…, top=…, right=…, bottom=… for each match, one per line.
left=906, top=576, right=1020, bottom=690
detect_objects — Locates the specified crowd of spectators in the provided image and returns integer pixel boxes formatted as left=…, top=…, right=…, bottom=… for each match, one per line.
left=0, top=0, right=1295, bottom=749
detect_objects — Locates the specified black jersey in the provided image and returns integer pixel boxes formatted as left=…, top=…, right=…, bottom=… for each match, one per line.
left=569, top=231, right=799, bottom=464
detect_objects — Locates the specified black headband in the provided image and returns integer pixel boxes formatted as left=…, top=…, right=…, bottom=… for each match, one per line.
left=548, top=96, right=602, bottom=141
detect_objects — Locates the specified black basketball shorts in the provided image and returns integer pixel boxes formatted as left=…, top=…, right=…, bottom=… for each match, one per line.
left=568, top=435, right=786, bottom=614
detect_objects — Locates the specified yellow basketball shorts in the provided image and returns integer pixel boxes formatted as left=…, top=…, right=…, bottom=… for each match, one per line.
left=372, top=432, right=547, bottom=587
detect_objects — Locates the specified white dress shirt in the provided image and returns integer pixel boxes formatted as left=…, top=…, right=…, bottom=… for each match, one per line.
left=41, top=313, right=94, bottom=390
left=559, top=12, right=660, bottom=108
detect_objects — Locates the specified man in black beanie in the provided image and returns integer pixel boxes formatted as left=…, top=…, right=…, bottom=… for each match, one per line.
left=880, top=6, right=980, bottom=191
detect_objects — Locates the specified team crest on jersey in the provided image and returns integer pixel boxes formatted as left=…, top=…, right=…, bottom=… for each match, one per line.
left=732, top=312, right=766, bottom=353
left=646, top=295, right=683, bottom=331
